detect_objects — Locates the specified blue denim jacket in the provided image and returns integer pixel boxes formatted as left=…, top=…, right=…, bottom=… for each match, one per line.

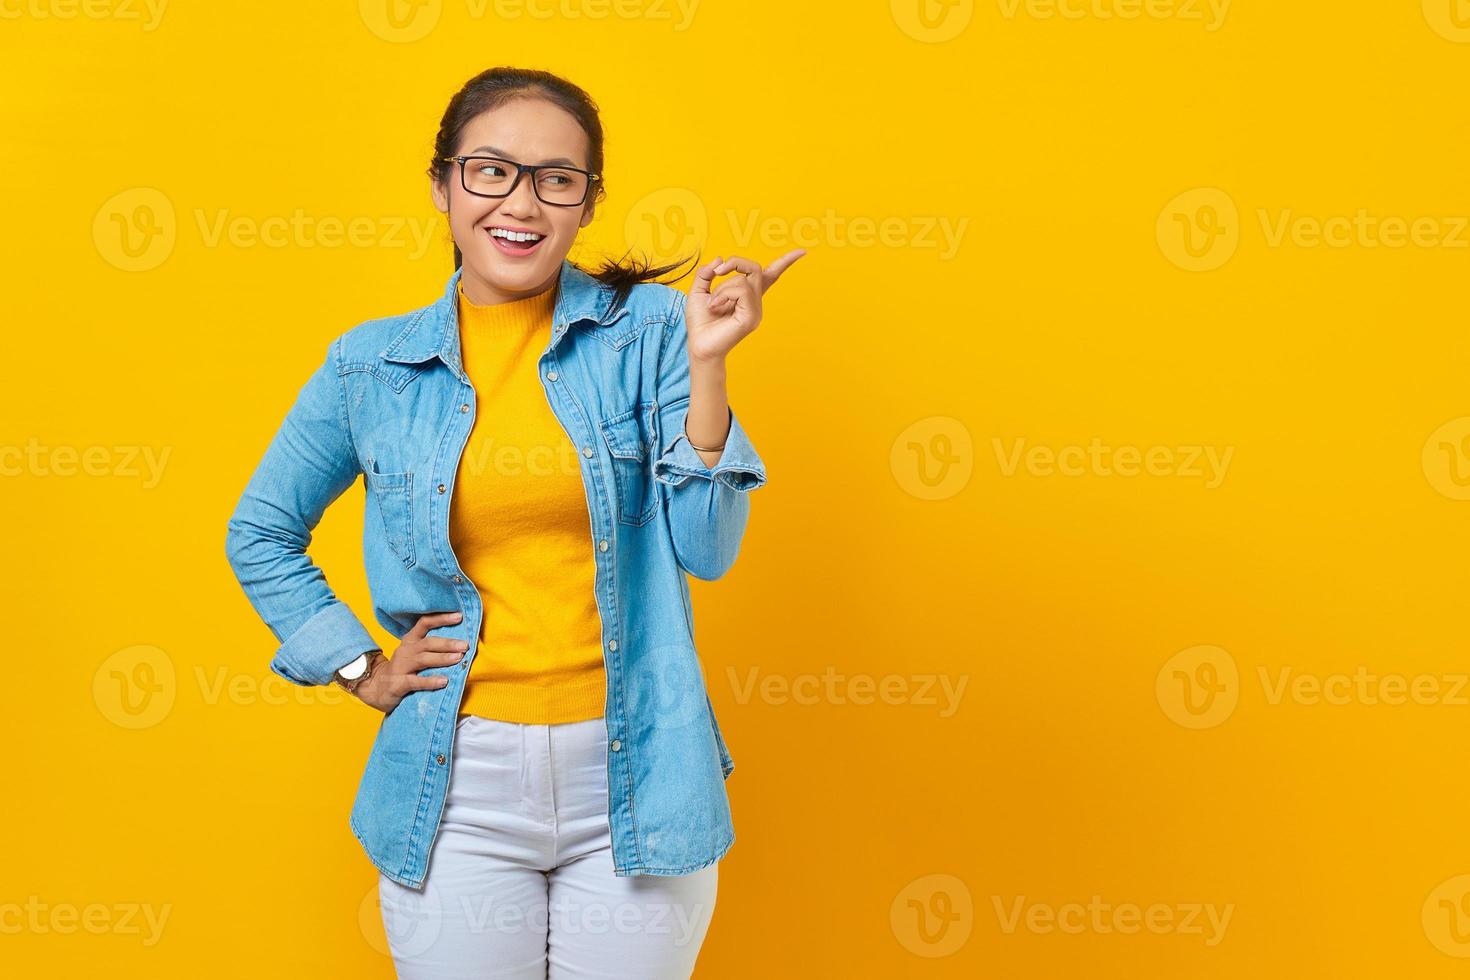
left=224, top=258, right=766, bottom=888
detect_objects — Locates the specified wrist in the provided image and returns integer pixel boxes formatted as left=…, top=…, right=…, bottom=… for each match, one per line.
left=688, top=360, right=728, bottom=409
left=689, top=351, right=728, bottom=376
left=333, top=650, right=381, bottom=698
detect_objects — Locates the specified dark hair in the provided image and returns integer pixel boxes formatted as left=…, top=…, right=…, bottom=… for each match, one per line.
left=427, top=67, right=696, bottom=308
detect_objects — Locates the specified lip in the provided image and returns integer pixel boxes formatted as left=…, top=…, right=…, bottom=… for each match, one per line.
left=484, top=225, right=547, bottom=258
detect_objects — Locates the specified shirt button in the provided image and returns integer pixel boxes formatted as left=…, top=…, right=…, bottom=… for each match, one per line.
left=608, top=639, right=618, bottom=651
left=452, top=575, right=462, bottom=584
left=610, top=739, right=621, bottom=752
left=598, top=539, right=608, bottom=552
left=547, top=370, right=559, bottom=381
left=437, top=484, right=446, bottom=494
left=436, top=754, right=446, bottom=765
left=460, top=403, right=470, bottom=413
left=582, top=446, right=593, bottom=458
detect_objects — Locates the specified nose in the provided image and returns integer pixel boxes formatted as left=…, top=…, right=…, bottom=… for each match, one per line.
left=497, top=169, right=541, bottom=217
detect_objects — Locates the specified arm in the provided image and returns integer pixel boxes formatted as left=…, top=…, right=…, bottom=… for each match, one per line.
left=651, top=291, right=768, bottom=581
left=224, top=336, right=380, bottom=687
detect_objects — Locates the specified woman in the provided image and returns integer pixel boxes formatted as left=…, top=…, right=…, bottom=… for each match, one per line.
left=224, top=66, right=801, bottom=978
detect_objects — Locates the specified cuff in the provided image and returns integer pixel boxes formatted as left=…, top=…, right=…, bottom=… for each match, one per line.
left=269, top=601, right=380, bottom=687
left=652, top=401, right=767, bottom=492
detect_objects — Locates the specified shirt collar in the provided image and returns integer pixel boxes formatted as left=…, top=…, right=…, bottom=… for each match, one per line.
left=379, top=258, right=633, bottom=374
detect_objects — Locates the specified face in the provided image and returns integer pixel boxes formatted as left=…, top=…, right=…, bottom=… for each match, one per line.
left=430, top=96, right=597, bottom=304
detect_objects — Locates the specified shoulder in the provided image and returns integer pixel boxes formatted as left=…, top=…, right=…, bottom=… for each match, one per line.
left=335, top=313, right=414, bottom=354
left=621, top=279, right=687, bottom=325
left=330, top=298, right=438, bottom=368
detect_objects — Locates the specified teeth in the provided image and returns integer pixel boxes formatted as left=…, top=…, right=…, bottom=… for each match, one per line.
left=490, top=228, right=544, bottom=243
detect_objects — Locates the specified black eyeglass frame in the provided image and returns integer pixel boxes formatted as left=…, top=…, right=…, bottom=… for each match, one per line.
left=441, top=155, right=602, bottom=207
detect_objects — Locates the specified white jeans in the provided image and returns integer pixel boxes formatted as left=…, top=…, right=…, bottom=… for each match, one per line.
left=378, top=714, right=719, bottom=979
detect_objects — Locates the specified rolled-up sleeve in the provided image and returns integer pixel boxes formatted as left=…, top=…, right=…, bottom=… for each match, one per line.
left=650, top=292, right=768, bottom=580
left=224, top=337, right=379, bottom=687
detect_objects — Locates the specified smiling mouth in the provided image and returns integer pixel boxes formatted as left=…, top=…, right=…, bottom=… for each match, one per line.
left=485, top=227, right=546, bottom=257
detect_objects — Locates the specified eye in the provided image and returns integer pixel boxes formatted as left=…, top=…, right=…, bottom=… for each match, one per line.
left=477, top=162, right=510, bottom=178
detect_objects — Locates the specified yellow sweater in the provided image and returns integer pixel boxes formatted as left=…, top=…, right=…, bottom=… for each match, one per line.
left=450, top=278, right=606, bottom=724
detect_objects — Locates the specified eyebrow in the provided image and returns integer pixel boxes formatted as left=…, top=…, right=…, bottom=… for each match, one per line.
left=467, top=145, right=583, bottom=167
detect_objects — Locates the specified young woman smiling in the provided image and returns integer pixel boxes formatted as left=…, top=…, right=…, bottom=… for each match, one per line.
left=224, top=66, right=802, bottom=978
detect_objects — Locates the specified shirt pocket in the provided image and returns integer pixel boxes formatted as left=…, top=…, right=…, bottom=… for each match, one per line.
left=598, top=400, right=659, bottom=527
left=366, top=465, right=416, bottom=569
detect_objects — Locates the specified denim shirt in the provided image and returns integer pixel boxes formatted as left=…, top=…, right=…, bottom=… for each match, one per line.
left=224, top=258, right=766, bottom=889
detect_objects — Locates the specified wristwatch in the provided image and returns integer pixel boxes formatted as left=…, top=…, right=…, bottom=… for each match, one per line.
left=333, top=651, right=377, bottom=696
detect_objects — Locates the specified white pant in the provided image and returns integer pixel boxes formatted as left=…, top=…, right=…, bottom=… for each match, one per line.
left=378, top=714, right=719, bottom=979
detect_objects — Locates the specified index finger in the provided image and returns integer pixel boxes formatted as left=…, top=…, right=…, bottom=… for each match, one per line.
left=691, top=257, right=723, bottom=296
left=713, top=255, right=763, bottom=278
left=407, top=610, right=463, bottom=639
left=762, top=249, right=806, bottom=288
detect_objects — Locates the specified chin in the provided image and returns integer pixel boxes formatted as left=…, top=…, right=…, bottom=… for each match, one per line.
left=467, top=253, right=551, bottom=289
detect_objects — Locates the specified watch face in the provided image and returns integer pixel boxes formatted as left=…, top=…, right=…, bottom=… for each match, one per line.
left=338, top=654, right=369, bottom=681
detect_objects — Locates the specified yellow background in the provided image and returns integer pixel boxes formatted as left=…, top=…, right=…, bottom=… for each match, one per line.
left=4, top=0, right=1470, bottom=976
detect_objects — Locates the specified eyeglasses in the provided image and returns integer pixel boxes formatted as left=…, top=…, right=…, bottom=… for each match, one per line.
left=442, top=155, right=601, bottom=207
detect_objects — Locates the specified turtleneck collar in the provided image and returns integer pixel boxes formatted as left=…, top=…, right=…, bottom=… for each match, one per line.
left=456, top=278, right=559, bottom=334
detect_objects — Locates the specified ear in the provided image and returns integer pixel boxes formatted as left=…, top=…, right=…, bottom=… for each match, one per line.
left=579, top=200, right=596, bottom=229
left=430, top=177, right=449, bottom=214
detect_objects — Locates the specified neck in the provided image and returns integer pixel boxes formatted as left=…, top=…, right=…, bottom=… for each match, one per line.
left=459, top=264, right=559, bottom=306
